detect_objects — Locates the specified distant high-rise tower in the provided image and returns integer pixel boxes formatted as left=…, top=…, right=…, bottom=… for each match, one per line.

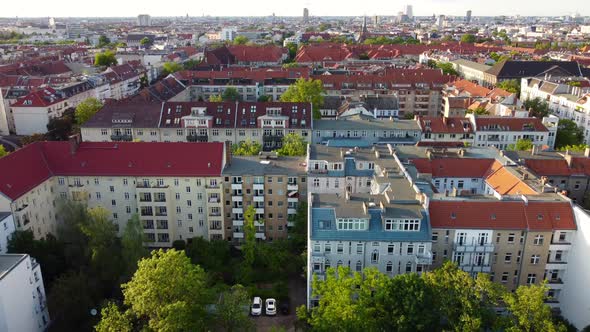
left=405, top=5, right=413, bottom=19
left=303, top=8, right=309, bottom=23
left=137, top=14, right=151, bottom=26
left=374, top=15, right=379, bottom=28
left=466, top=10, right=472, bottom=24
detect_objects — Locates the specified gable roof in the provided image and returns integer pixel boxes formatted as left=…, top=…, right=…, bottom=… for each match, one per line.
left=486, top=60, right=583, bottom=78
left=410, top=158, right=495, bottom=178
left=474, top=117, right=548, bottom=132
left=0, top=141, right=224, bottom=200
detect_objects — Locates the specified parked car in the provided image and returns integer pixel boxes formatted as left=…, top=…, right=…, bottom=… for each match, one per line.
left=279, top=300, right=290, bottom=315
left=251, top=297, right=262, bottom=316
left=265, top=298, right=277, bottom=316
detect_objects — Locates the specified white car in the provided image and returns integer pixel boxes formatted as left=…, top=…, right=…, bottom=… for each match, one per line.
left=265, top=298, right=277, bottom=316
left=251, top=297, right=262, bottom=316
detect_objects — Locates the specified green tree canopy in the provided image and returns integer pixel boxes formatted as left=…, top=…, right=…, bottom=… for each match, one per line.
left=497, top=79, right=521, bottom=94
left=182, top=58, right=201, bottom=70
left=162, top=62, right=183, bottom=76
left=95, top=302, right=132, bottom=332
left=0, top=145, right=8, bottom=158
left=97, top=35, right=110, bottom=48
left=503, top=282, right=567, bottom=332
left=215, top=284, right=252, bottom=331
left=232, top=140, right=262, bottom=156
left=461, top=34, right=477, bottom=43
left=75, top=97, right=103, bottom=125
left=280, top=78, right=325, bottom=119
left=436, top=62, right=459, bottom=76
left=556, top=119, right=584, bottom=149
left=222, top=86, right=241, bottom=101
left=467, top=106, right=490, bottom=115
left=46, top=115, right=73, bottom=140
left=524, top=97, right=549, bottom=118
left=121, top=214, right=147, bottom=279
left=118, top=249, right=211, bottom=331
left=139, top=37, right=151, bottom=46
left=507, top=139, right=534, bottom=151
left=94, top=51, right=117, bottom=67
left=558, top=144, right=589, bottom=153
left=209, top=94, right=223, bottom=102
left=233, top=36, right=249, bottom=45
left=277, top=133, right=307, bottom=156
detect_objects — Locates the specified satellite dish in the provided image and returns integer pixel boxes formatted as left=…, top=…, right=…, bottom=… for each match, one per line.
left=90, top=308, right=98, bottom=316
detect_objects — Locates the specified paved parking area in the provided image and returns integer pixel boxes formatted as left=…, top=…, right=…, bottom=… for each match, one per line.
left=252, top=276, right=306, bottom=331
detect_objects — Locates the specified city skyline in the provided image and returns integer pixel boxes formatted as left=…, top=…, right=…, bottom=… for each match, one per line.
left=1, top=0, right=587, bottom=18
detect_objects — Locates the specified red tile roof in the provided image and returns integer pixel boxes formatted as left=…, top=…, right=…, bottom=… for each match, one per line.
left=474, top=117, right=548, bottom=132
left=525, top=159, right=573, bottom=176
left=418, top=116, right=474, bottom=134
left=0, top=141, right=224, bottom=200
left=11, top=87, right=65, bottom=107
left=227, top=45, right=287, bottom=63
left=411, top=158, right=495, bottom=178
left=484, top=161, right=537, bottom=195
left=450, top=79, right=492, bottom=97
left=429, top=200, right=575, bottom=230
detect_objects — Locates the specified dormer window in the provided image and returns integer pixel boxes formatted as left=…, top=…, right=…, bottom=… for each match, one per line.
left=450, top=212, right=456, bottom=219
left=537, top=214, right=543, bottom=220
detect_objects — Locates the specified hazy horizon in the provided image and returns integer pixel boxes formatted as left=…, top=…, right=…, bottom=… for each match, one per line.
left=1, top=0, right=588, bottom=19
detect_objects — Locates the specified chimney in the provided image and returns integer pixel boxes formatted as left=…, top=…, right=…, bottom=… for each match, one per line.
left=522, top=173, right=529, bottom=180
left=531, top=145, right=537, bottom=156
left=225, top=140, right=232, bottom=166
left=442, top=116, right=448, bottom=126
left=68, top=134, right=80, bottom=155
left=451, top=187, right=459, bottom=197
left=565, top=150, right=573, bottom=167
left=585, top=147, right=590, bottom=158
left=345, top=190, right=350, bottom=201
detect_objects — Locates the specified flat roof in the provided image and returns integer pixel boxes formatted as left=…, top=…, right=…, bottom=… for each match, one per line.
left=223, top=156, right=306, bottom=176
left=0, top=254, right=27, bottom=282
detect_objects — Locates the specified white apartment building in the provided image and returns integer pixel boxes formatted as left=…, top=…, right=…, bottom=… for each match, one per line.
left=0, top=254, right=49, bottom=332
left=0, top=214, right=15, bottom=254
left=520, top=77, right=590, bottom=145
left=0, top=140, right=228, bottom=246
left=467, top=114, right=556, bottom=150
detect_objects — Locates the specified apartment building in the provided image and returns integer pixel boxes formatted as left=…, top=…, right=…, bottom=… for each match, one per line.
left=81, top=101, right=313, bottom=151
left=520, top=77, right=590, bottom=144
left=0, top=213, right=15, bottom=254
left=102, top=64, right=143, bottom=100
left=306, top=144, right=432, bottom=307
left=312, top=116, right=421, bottom=147
left=416, top=116, right=475, bottom=147
left=222, top=155, right=307, bottom=244
left=468, top=114, right=557, bottom=150
left=0, top=140, right=227, bottom=246
left=429, top=198, right=576, bottom=304
left=0, top=254, right=49, bottom=332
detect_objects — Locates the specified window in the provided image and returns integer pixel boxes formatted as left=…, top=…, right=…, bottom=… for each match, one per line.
left=356, top=243, right=363, bottom=254
left=356, top=261, right=362, bottom=271
left=337, top=243, right=343, bottom=254
left=501, top=272, right=509, bottom=283
left=504, top=253, right=512, bottom=263
left=337, top=218, right=368, bottom=231
left=432, top=232, right=438, bottom=242
left=527, top=273, right=536, bottom=284
left=457, top=232, right=467, bottom=245
left=313, top=178, right=320, bottom=188
left=407, top=244, right=414, bottom=255
left=507, top=233, right=515, bottom=243
left=386, top=262, right=393, bottom=273
left=58, top=177, right=65, bottom=185
left=313, top=243, right=321, bottom=253
left=530, top=254, right=540, bottom=264
left=325, top=243, right=331, bottom=253
left=478, top=233, right=489, bottom=245
left=405, top=262, right=412, bottom=273
left=533, top=235, right=544, bottom=245
left=371, top=250, right=379, bottom=264
left=387, top=244, right=394, bottom=255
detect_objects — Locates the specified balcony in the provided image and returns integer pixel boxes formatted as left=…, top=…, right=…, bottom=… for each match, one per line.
left=209, top=211, right=222, bottom=217
left=547, top=278, right=564, bottom=289
left=154, top=197, right=166, bottom=203
left=254, top=221, right=265, bottom=227
left=415, top=252, right=433, bottom=265
left=546, top=260, right=568, bottom=270
left=136, top=183, right=168, bottom=189
left=288, top=208, right=297, bottom=215
left=232, top=207, right=244, bottom=214
left=253, top=195, right=264, bottom=202
left=460, top=264, right=492, bottom=273
left=233, top=220, right=244, bottom=227
left=111, top=134, right=133, bottom=142
left=155, top=212, right=167, bottom=217
left=549, top=242, right=571, bottom=251
left=231, top=183, right=243, bottom=190
left=287, top=184, right=298, bottom=191
left=454, top=243, right=495, bottom=253
left=208, top=197, right=220, bottom=203
left=255, top=208, right=265, bottom=214
left=206, top=184, right=220, bottom=189
left=253, top=183, right=264, bottom=191
left=255, top=232, right=266, bottom=240
left=232, top=195, right=243, bottom=202
left=233, top=232, right=244, bottom=239
left=186, top=134, right=208, bottom=142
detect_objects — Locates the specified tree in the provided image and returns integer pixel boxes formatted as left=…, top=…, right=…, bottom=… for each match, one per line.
left=232, top=140, right=261, bottom=156
left=94, top=51, right=117, bottom=67
left=257, top=95, right=271, bottom=102
left=139, top=74, right=148, bottom=88
left=242, top=205, right=257, bottom=268
left=121, top=214, right=147, bottom=279
left=222, top=86, right=241, bottom=101
left=209, top=94, right=223, bottom=102
left=215, top=285, right=252, bottom=332
left=277, top=133, right=307, bottom=156
left=497, top=79, right=521, bottom=94
left=47, top=115, right=73, bottom=140
left=524, top=97, right=549, bottom=118
left=280, top=78, right=325, bottom=119
left=0, top=145, right=8, bottom=158
left=139, top=37, right=151, bottom=47
left=286, top=42, right=298, bottom=60
left=467, top=106, right=490, bottom=115
left=182, top=58, right=201, bottom=70
left=75, top=97, right=103, bottom=125
left=118, top=249, right=211, bottom=331
left=556, top=119, right=584, bottom=149
left=162, top=62, right=183, bottom=76
left=233, top=36, right=249, bottom=45
left=503, top=282, right=567, bottom=332
left=404, top=112, right=415, bottom=120
left=98, top=35, right=110, bottom=48
left=507, top=139, right=534, bottom=151
left=95, top=302, right=132, bottom=332
left=47, top=271, right=98, bottom=331
left=185, top=237, right=232, bottom=281
left=461, top=34, right=477, bottom=43
left=436, top=62, right=459, bottom=76
left=558, top=144, right=589, bottom=152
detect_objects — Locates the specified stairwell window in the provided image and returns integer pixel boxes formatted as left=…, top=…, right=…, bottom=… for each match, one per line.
left=371, top=250, right=379, bottom=264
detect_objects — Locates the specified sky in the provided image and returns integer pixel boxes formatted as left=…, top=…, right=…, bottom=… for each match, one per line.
left=2, top=0, right=588, bottom=18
